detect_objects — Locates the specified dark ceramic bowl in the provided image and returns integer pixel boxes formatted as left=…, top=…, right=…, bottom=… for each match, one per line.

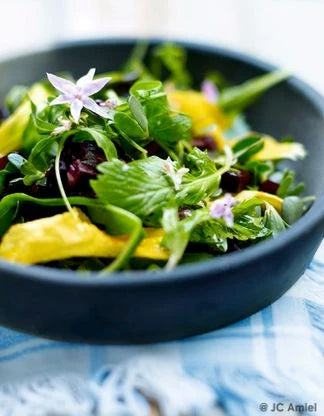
left=0, top=39, right=323, bottom=344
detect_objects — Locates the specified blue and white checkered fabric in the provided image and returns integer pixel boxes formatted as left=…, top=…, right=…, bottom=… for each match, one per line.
left=0, top=242, right=323, bottom=416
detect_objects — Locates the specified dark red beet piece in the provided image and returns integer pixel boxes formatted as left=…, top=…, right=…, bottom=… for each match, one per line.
left=3, top=141, right=106, bottom=198
left=0, top=155, right=8, bottom=170
left=60, top=140, right=106, bottom=193
left=192, top=135, right=217, bottom=151
left=145, top=141, right=162, bottom=157
left=220, top=170, right=253, bottom=193
left=260, top=179, right=279, bottom=195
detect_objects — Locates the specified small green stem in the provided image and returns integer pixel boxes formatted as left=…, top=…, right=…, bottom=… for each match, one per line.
left=55, top=135, right=76, bottom=218
left=102, top=222, right=144, bottom=273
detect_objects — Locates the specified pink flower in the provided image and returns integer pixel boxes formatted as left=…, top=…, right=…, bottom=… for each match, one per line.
left=210, top=193, right=237, bottom=227
left=47, top=69, right=111, bottom=123
left=201, top=79, right=219, bottom=103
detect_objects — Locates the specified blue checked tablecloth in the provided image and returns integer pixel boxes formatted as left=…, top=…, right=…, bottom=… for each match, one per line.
left=0, top=242, right=323, bottom=416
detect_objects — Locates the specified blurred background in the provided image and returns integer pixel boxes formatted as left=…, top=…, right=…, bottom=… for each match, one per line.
left=1, top=0, right=323, bottom=93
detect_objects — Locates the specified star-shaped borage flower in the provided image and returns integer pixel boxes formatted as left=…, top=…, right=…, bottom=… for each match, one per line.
left=47, top=68, right=111, bottom=123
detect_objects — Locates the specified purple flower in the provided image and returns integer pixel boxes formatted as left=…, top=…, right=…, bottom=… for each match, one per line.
left=47, top=69, right=111, bottom=123
left=201, top=79, right=219, bottom=103
left=210, top=193, right=237, bottom=227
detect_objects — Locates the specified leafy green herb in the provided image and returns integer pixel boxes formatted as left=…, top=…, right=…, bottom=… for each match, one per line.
left=91, top=157, right=174, bottom=221
left=243, top=160, right=275, bottom=186
left=162, top=198, right=270, bottom=269
left=129, top=95, right=149, bottom=134
left=151, top=43, right=192, bottom=88
left=162, top=206, right=209, bottom=269
left=7, top=153, right=47, bottom=186
left=232, top=135, right=264, bottom=164
left=91, top=148, right=229, bottom=223
left=276, top=169, right=304, bottom=198
left=219, top=70, right=290, bottom=113
left=191, top=198, right=270, bottom=247
left=74, top=127, right=117, bottom=160
left=114, top=111, right=147, bottom=143
left=130, top=80, right=192, bottom=147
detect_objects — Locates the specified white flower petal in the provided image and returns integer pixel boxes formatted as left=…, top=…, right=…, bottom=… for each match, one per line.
left=82, top=97, right=109, bottom=118
left=81, top=77, right=111, bottom=96
left=76, top=68, right=96, bottom=86
left=49, top=94, right=72, bottom=106
left=70, top=99, right=83, bottom=123
left=47, top=73, right=76, bottom=95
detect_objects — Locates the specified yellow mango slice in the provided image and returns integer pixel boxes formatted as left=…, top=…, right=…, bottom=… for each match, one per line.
left=0, top=83, right=49, bottom=156
left=236, top=190, right=283, bottom=213
left=0, top=209, right=168, bottom=265
left=251, top=135, right=306, bottom=161
left=168, top=90, right=229, bottom=150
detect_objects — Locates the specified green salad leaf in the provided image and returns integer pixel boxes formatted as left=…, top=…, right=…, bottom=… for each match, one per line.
left=91, top=148, right=228, bottom=223
left=91, top=156, right=175, bottom=221
left=191, top=198, right=270, bottom=247
left=162, top=205, right=209, bottom=269
left=219, top=70, right=290, bottom=113
left=264, top=202, right=287, bottom=236
left=151, top=43, right=192, bottom=88
left=74, top=127, right=118, bottom=160
left=276, top=169, right=305, bottom=198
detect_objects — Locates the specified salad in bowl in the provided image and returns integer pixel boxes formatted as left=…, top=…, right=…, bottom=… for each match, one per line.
left=0, top=43, right=312, bottom=274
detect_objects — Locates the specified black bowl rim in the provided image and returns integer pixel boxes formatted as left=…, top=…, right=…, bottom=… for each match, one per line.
left=0, top=37, right=323, bottom=286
